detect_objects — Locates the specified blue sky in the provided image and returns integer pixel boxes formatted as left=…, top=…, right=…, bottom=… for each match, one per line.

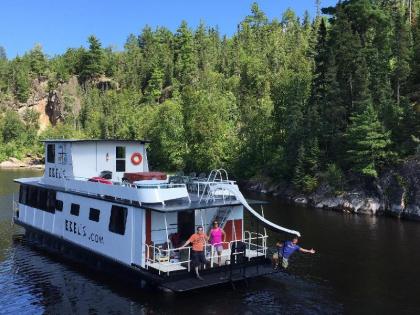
left=0, top=0, right=337, bottom=58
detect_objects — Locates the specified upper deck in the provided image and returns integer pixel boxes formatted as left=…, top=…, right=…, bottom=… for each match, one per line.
left=28, top=141, right=255, bottom=207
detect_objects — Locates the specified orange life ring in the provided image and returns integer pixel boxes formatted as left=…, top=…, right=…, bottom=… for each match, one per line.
left=131, top=152, right=143, bottom=165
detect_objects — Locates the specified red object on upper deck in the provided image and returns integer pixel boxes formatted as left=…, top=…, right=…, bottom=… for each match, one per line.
left=88, top=177, right=113, bottom=185
left=123, top=172, right=167, bottom=183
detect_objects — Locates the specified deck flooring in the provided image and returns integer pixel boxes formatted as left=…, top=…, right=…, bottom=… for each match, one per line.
left=161, top=262, right=275, bottom=292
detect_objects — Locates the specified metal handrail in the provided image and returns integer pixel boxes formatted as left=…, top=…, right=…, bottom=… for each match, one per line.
left=66, top=176, right=185, bottom=189
left=207, top=241, right=231, bottom=267
left=243, top=231, right=268, bottom=258
left=145, top=244, right=191, bottom=276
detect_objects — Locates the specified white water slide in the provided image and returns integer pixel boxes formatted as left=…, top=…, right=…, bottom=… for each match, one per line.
left=209, top=184, right=301, bottom=237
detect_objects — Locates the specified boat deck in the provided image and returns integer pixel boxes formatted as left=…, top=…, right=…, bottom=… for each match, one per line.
left=161, top=261, right=275, bottom=292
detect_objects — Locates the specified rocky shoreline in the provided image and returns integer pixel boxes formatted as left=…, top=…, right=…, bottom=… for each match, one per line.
left=0, top=157, right=44, bottom=170
left=244, top=157, right=420, bottom=221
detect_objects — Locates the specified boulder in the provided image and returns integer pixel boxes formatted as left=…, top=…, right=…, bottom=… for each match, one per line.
left=294, top=196, right=308, bottom=205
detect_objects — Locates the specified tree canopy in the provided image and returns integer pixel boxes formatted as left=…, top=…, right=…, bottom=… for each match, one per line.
left=0, top=1, right=419, bottom=189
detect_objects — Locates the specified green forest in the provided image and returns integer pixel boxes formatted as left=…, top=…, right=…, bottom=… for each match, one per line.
left=0, top=0, right=419, bottom=191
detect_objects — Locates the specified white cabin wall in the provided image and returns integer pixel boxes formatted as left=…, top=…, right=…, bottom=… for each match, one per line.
left=131, top=208, right=145, bottom=267
left=52, top=192, right=66, bottom=236
left=72, top=143, right=98, bottom=179
left=42, top=142, right=74, bottom=186
left=19, top=192, right=141, bottom=266
left=96, top=143, right=114, bottom=177
left=124, top=143, right=146, bottom=173
left=42, top=141, right=149, bottom=183
left=59, top=194, right=134, bottom=264
left=72, top=142, right=148, bottom=181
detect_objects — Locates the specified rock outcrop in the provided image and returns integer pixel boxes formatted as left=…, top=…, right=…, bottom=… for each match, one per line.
left=0, top=157, right=44, bottom=169
left=1, top=76, right=82, bottom=131
left=245, top=157, right=420, bottom=220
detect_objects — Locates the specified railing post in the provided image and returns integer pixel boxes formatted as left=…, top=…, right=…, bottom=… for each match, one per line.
left=188, top=247, right=191, bottom=272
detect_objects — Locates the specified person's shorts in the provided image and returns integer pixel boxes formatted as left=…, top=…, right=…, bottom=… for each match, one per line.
left=214, top=244, right=223, bottom=254
left=281, top=256, right=289, bottom=269
left=273, top=253, right=288, bottom=269
left=191, top=250, right=207, bottom=267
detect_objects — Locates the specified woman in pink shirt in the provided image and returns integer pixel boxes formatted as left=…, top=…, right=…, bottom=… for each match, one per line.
left=209, top=221, right=226, bottom=266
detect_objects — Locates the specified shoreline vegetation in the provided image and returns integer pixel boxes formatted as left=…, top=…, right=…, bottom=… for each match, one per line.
left=0, top=1, right=419, bottom=217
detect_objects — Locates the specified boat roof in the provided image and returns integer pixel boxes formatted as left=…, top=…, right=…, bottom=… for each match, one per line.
left=40, top=139, right=151, bottom=144
left=15, top=178, right=268, bottom=213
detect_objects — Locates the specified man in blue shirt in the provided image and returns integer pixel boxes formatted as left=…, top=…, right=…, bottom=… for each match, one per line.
left=273, top=236, right=315, bottom=269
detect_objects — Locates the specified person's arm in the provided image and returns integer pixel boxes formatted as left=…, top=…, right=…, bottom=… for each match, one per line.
left=182, top=237, right=192, bottom=248
left=222, top=229, right=226, bottom=242
left=299, top=247, right=315, bottom=254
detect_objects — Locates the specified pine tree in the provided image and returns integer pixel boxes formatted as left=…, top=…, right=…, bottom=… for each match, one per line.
left=392, top=10, right=411, bottom=106
left=80, top=35, right=104, bottom=83
left=174, top=21, right=197, bottom=88
left=345, top=104, right=393, bottom=177
left=28, top=44, right=47, bottom=78
left=144, top=67, right=164, bottom=103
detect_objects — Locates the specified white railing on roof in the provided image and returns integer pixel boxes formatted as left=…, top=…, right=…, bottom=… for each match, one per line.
left=49, top=176, right=190, bottom=205
left=189, top=168, right=236, bottom=203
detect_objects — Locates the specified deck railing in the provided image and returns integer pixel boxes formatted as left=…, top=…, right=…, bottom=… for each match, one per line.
left=143, top=231, right=268, bottom=276
left=145, top=243, right=191, bottom=276
left=243, top=231, right=268, bottom=258
left=52, top=176, right=190, bottom=205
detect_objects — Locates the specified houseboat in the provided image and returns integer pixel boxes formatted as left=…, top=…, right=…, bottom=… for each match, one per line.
left=13, top=139, right=301, bottom=292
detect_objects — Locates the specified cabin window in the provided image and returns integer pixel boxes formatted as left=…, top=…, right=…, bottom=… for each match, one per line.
left=116, top=146, right=126, bottom=172
left=46, top=190, right=56, bottom=213
left=70, top=203, right=80, bottom=216
left=89, top=208, right=100, bottom=222
left=37, top=188, right=48, bottom=211
left=19, top=185, right=28, bottom=204
left=57, top=144, right=67, bottom=165
left=109, top=205, right=127, bottom=235
left=28, top=186, right=38, bottom=208
left=47, top=144, right=55, bottom=163
left=19, top=186, right=56, bottom=213
left=56, top=199, right=63, bottom=211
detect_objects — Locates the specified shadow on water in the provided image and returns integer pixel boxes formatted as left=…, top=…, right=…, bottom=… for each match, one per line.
left=4, top=170, right=420, bottom=314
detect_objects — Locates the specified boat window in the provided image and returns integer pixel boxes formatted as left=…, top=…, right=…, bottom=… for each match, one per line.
left=18, top=186, right=56, bottom=214
left=116, top=146, right=126, bottom=172
left=19, top=185, right=28, bottom=204
left=70, top=203, right=80, bottom=216
left=109, top=205, right=127, bottom=235
left=56, top=199, right=63, bottom=211
left=89, top=208, right=100, bottom=222
left=46, top=190, right=56, bottom=213
left=37, top=188, right=48, bottom=211
left=47, top=144, right=55, bottom=163
left=28, top=186, right=38, bottom=208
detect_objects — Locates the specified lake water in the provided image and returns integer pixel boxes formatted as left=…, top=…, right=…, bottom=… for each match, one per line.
left=0, top=169, right=419, bottom=314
